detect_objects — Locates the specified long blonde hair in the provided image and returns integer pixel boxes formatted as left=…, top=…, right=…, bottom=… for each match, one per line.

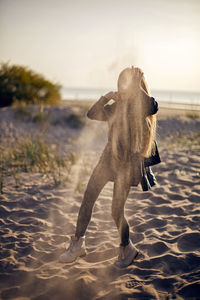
left=111, top=68, right=156, bottom=161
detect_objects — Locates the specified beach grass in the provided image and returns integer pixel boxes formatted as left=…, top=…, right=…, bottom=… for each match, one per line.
left=64, top=113, right=85, bottom=129
left=13, top=101, right=86, bottom=128
left=0, top=136, right=77, bottom=192
left=186, top=112, right=200, bottom=119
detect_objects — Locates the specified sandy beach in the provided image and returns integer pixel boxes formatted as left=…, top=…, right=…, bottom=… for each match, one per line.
left=0, top=101, right=200, bottom=300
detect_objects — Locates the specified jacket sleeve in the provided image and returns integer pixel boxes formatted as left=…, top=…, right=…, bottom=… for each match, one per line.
left=144, top=97, right=158, bottom=116
left=87, top=96, right=116, bottom=121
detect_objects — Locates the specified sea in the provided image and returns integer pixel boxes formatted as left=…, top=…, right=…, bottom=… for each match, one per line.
left=61, top=87, right=200, bottom=111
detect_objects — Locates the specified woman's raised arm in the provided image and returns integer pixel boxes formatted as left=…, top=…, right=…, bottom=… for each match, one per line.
left=87, top=92, right=118, bottom=121
left=87, top=96, right=110, bottom=121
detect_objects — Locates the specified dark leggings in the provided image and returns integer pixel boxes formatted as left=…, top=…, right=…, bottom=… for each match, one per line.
left=75, top=161, right=132, bottom=246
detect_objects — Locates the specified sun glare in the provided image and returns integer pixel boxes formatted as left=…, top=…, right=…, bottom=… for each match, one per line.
left=143, top=35, right=198, bottom=73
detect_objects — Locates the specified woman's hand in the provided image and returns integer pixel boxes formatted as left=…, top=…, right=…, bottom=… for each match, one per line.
left=104, top=91, right=119, bottom=101
left=131, top=66, right=144, bottom=90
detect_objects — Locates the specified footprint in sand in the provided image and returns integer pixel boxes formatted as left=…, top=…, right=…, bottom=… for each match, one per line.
left=177, top=232, right=200, bottom=252
left=126, top=279, right=144, bottom=288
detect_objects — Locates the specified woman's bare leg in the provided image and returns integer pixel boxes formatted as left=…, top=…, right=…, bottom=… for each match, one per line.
left=59, top=162, right=110, bottom=263
left=75, top=162, right=110, bottom=238
left=111, top=166, right=139, bottom=267
left=111, top=168, right=131, bottom=246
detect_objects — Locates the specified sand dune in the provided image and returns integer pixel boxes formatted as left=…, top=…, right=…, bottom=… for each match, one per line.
left=0, top=104, right=200, bottom=299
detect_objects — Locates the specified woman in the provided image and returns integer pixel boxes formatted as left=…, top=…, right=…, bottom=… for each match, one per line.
left=59, top=66, right=160, bottom=268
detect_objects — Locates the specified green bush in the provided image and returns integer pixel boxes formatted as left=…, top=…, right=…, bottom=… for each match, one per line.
left=0, top=62, right=61, bottom=107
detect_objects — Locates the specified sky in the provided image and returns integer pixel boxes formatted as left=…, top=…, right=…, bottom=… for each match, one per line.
left=0, top=0, right=200, bottom=92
